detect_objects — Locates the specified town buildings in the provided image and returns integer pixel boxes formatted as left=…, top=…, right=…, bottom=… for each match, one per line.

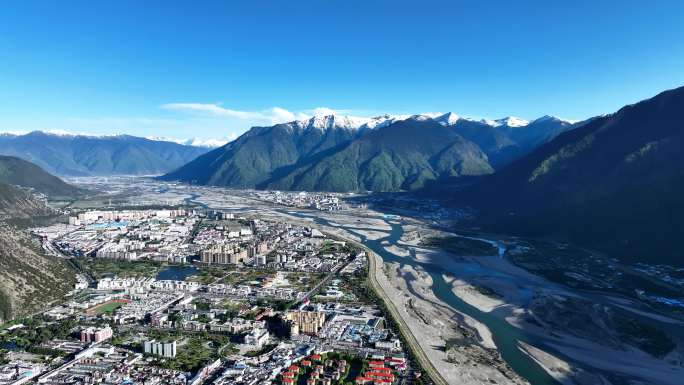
left=285, top=311, right=327, bottom=336
left=79, top=326, right=113, bottom=343
left=244, top=328, right=270, bottom=348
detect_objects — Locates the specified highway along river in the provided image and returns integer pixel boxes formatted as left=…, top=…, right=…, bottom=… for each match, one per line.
left=182, top=188, right=560, bottom=384
left=281, top=209, right=560, bottom=385
left=182, top=191, right=675, bottom=385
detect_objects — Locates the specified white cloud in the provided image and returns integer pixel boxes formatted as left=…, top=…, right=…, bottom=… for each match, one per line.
left=161, top=103, right=302, bottom=124
left=420, top=112, right=444, bottom=118
left=29, top=116, right=244, bottom=147
left=268, top=107, right=298, bottom=124
left=161, top=103, right=260, bottom=120
left=0, top=104, right=384, bottom=147
left=160, top=103, right=352, bottom=125
left=146, top=136, right=232, bottom=148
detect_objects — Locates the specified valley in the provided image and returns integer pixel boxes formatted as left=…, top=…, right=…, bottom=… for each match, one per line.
left=1, top=4, right=682, bottom=385
left=51, top=177, right=684, bottom=385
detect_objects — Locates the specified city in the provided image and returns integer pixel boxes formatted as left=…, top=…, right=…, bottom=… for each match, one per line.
left=1, top=2, right=683, bottom=385
left=1, top=201, right=417, bottom=385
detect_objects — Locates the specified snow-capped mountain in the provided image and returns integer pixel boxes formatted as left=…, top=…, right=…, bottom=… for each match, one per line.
left=256, top=111, right=573, bottom=135
left=282, top=114, right=402, bottom=132
left=160, top=110, right=575, bottom=191
left=431, top=113, right=576, bottom=167
left=161, top=114, right=495, bottom=191
left=146, top=136, right=230, bottom=148
left=456, top=85, right=684, bottom=267
left=183, top=138, right=231, bottom=148
left=1, top=131, right=229, bottom=149
left=434, top=112, right=461, bottom=126
left=491, top=116, right=529, bottom=127
left=0, top=131, right=211, bottom=176
left=1, top=129, right=126, bottom=139
left=0, top=110, right=575, bottom=182
left=434, top=113, right=574, bottom=128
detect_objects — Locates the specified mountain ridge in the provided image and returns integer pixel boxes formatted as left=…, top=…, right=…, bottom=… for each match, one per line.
left=0, top=131, right=211, bottom=176
left=161, top=113, right=572, bottom=191
left=449, top=85, right=684, bottom=265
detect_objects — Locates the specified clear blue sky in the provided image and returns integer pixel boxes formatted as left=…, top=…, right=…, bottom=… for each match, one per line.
left=1, top=0, right=683, bottom=141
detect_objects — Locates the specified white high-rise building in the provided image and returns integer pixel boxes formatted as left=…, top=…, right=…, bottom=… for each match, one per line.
left=255, top=255, right=267, bottom=266
left=144, top=339, right=177, bottom=358
left=244, top=328, right=269, bottom=348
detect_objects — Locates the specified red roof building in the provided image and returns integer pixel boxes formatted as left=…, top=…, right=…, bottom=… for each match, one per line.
left=283, top=372, right=296, bottom=379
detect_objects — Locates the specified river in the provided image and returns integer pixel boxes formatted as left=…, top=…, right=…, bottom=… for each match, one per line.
left=176, top=188, right=681, bottom=385
left=279, top=209, right=560, bottom=385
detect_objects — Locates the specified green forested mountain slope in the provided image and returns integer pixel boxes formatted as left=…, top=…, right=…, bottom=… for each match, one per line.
left=455, top=85, right=684, bottom=265
left=162, top=116, right=497, bottom=191
left=263, top=118, right=493, bottom=191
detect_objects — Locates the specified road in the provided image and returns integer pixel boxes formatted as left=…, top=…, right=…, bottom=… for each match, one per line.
left=297, top=259, right=348, bottom=305
left=365, top=246, right=447, bottom=385
left=37, top=234, right=97, bottom=285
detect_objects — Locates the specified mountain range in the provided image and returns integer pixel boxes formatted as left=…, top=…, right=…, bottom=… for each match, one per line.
left=0, top=131, right=211, bottom=176
left=452, top=85, right=684, bottom=265
left=160, top=113, right=573, bottom=191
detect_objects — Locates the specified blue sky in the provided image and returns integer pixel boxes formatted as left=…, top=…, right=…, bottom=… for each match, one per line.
left=1, top=0, right=683, bottom=142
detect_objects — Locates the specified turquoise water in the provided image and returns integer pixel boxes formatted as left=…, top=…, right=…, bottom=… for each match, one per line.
left=369, top=221, right=559, bottom=385
left=178, top=193, right=678, bottom=385
left=282, top=209, right=560, bottom=385
left=86, top=220, right=130, bottom=230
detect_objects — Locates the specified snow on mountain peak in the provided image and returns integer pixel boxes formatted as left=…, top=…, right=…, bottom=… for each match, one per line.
left=494, top=116, right=529, bottom=127
left=435, top=112, right=461, bottom=126
left=408, top=114, right=433, bottom=122
left=273, top=110, right=576, bottom=134
left=362, top=115, right=402, bottom=130
left=298, top=114, right=365, bottom=130
left=292, top=114, right=398, bottom=132
left=26, top=129, right=125, bottom=139
left=146, top=136, right=229, bottom=148
left=187, top=138, right=231, bottom=148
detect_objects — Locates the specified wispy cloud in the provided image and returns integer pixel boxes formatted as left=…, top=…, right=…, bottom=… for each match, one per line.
left=160, top=103, right=350, bottom=125
left=0, top=104, right=375, bottom=147
left=161, top=103, right=260, bottom=120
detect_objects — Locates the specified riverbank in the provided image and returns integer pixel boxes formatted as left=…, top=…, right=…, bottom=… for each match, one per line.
left=432, top=244, right=684, bottom=385
left=366, top=248, right=449, bottom=385
left=368, top=249, right=528, bottom=385
left=263, top=207, right=545, bottom=385
left=188, top=190, right=684, bottom=385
